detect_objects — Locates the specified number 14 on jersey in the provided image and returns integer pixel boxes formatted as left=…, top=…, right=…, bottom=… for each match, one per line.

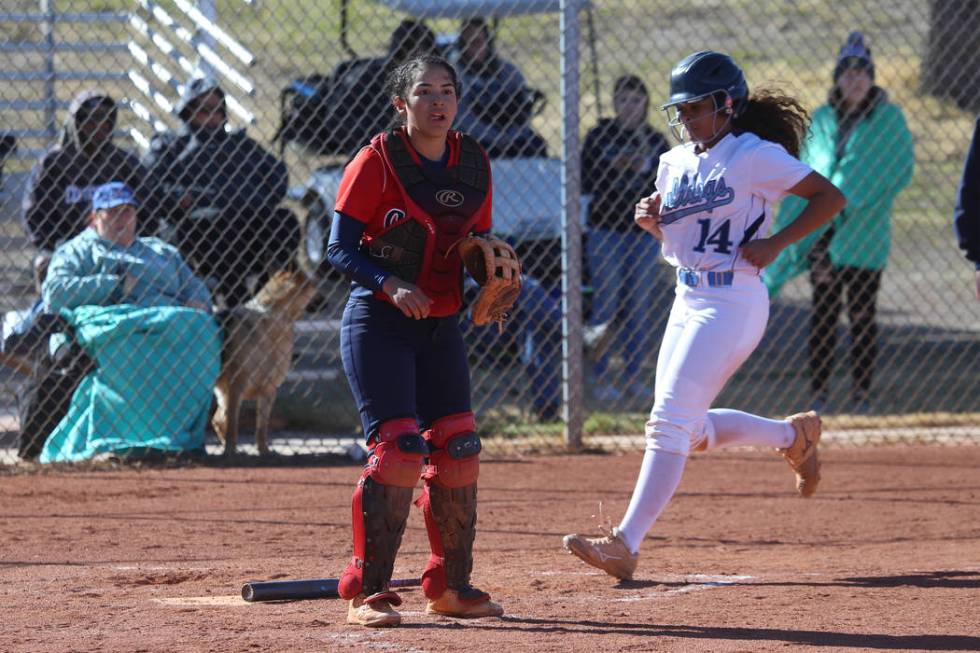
left=693, top=218, right=733, bottom=254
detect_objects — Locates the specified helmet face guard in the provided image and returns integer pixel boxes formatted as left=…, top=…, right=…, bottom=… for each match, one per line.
left=661, top=90, right=736, bottom=146
left=662, top=51, right=748, bottom=145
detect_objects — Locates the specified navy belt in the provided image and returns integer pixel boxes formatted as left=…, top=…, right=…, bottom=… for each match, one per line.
left=677, top=268, right=734, bottom=288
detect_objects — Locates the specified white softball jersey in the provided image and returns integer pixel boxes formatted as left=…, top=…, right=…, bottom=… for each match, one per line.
left=656, top=131, right=813, bottom=274
left=641, top=131, right=814, bottom=457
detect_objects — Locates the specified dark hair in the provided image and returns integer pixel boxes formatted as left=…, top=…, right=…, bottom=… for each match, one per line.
left=613, top=74, right=648, bottom=98
left=458, top=17, right=499, bottom=75
left=387, top=19, right=437, bottom=65
left=76, top=96, right=116, bottom=123
left=612, top=74, right=649, bottom=120
left=732, top=87, right=810, bottom=158
left=460, top=17, right=492, bottom=43
left=385, top=54, right=461, bottom=106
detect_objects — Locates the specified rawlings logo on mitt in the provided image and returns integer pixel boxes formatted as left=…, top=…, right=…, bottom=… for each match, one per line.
left=457, top=236, right=522, bottom=328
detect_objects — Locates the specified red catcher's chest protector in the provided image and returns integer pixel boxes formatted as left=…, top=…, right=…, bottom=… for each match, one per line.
left=362, top=129, right=490, bottom=316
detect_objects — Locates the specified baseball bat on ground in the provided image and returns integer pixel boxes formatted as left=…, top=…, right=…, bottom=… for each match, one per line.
left=241, top=577, right=421, bottom=602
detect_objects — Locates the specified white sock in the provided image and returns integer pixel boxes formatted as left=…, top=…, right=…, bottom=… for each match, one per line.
left=617, top=448, right=686, bottom=554
left=708, top=409, right=795, bottom=449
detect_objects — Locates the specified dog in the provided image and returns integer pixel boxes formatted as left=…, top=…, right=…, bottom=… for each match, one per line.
left=212, top=269, right=319, bottom=456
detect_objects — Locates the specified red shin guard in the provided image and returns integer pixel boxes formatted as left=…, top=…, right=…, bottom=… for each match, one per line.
left=418, top=413, right=481, bottom=599
left=338, top=418, right=425, bottom=600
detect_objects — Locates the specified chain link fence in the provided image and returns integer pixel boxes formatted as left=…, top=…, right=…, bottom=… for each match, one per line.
left=1, top=0, right=978, bottom=466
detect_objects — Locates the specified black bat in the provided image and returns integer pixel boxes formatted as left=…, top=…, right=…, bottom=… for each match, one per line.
left=241, top=577, right=421, bottom=602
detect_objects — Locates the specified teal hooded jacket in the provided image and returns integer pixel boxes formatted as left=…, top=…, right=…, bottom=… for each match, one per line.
left=765, top=88, right=914, bottom=296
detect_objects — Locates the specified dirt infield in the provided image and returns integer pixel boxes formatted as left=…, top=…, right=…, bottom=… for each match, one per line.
left=2, top=445, right=979, bottom=652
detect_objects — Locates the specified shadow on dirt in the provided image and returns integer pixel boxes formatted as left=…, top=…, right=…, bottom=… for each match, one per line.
left=459, top=615, right=980, bottom=650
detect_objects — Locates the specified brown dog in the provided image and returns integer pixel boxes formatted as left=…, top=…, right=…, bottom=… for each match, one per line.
left=212, top=269, right=318, bottom=456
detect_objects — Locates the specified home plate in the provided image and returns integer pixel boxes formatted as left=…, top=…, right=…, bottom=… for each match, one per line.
left=614, top=574, right=755, bottom=602
left=155, top=596, right=247, bottom=606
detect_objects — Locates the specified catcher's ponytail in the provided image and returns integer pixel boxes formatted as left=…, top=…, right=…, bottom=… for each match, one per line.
left=733, top=88, right=810, bottom=158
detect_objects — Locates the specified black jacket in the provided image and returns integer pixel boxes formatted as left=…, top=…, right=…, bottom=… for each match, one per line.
left=20, top=90, right=149, bottom=251
left=581, top=118, right=669, bottom=232
left=142, top=126, right=288, bottom=222
left=954, top=115, right=980, bottom=269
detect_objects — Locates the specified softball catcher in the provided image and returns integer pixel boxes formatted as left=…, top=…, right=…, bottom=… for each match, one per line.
left=326, top=54, right=517, bottom=627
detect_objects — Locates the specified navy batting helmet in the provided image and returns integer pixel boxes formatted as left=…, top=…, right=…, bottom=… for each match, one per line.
left=662, top=51, right=749, bottom=115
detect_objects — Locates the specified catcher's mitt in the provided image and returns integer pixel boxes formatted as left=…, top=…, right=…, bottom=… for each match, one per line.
left=457, top=235, right=522, bottom=327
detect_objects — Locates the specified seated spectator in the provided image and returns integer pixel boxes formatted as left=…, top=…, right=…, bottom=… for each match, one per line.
left=37, top=182, right=220, bottom=463
left=450, top=18, right=547, bottom=158
left=581, top=75, right=669, bottom=402
left=334, top=18, right=438, bottom=152
left=19, top=90, right=154, bottom=326
left=280, top=18, right=439, bottom=157
left=143, top=76, right=301, bottom=308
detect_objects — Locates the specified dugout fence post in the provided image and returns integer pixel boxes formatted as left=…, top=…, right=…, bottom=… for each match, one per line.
left=560, top=0, right=584, bottom=450
left=40, top=0, right=57, bottom=143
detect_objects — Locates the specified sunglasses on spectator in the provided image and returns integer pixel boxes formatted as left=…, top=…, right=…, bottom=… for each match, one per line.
left=193, top=101, right=226, bottom=116
left=76, top=104, right=116, bottom=125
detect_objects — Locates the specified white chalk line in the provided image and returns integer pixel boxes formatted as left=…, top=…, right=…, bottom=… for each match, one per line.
left=155, top=595, right=246, bottom=606
left=112, top=565, right=207, bottom=571
left=532, top=570, right=756, bottom=602
left=614, top=575, right=755, bottom=602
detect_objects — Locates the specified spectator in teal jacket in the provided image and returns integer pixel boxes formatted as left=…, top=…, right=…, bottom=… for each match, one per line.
left=38, top=182, right=219, bottom=464
left=765, top=32, right=914, bottom=414
left=43, top=182, right=212, bottom=314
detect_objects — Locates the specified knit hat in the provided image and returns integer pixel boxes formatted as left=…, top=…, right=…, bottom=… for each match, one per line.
left=833, top=31, right=875, bottom=82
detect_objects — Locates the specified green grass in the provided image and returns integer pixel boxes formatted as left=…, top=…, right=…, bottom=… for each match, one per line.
left=3, top=1, right=977, bottom=444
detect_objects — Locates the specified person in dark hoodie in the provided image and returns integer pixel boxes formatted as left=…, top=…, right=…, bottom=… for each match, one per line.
left=580, top=74, right=669, bottom=403
left=301, top=19, right=438, bottom=156
left=143, top=76, right=300, bottom=308
left=21, top=90, right=151, bottom=294
left=450, top=18, right=547, bottom=158
left=954, top=115, right=980, bottom=300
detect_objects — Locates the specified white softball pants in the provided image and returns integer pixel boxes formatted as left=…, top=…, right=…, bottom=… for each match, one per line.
left=617, top=273, right=795, bottom=553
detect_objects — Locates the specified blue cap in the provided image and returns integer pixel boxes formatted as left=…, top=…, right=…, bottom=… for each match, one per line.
left=92, top=181, right=138, bottom=210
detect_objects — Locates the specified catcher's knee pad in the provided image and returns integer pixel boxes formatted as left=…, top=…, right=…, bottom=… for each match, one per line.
left=422, top=412, right=481, bottom=489
left=366, top=417, right=428, bottom=488
left=338, top=418, right=425, bottom=600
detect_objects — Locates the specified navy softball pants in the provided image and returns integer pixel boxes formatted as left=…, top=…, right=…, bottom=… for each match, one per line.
left=340, top=296, right=472, bottom=442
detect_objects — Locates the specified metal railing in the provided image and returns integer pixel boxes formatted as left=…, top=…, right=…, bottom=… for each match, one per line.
left=1, top=0, right=978, bottom=467
left=0, top=6, right=131, bottom=159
